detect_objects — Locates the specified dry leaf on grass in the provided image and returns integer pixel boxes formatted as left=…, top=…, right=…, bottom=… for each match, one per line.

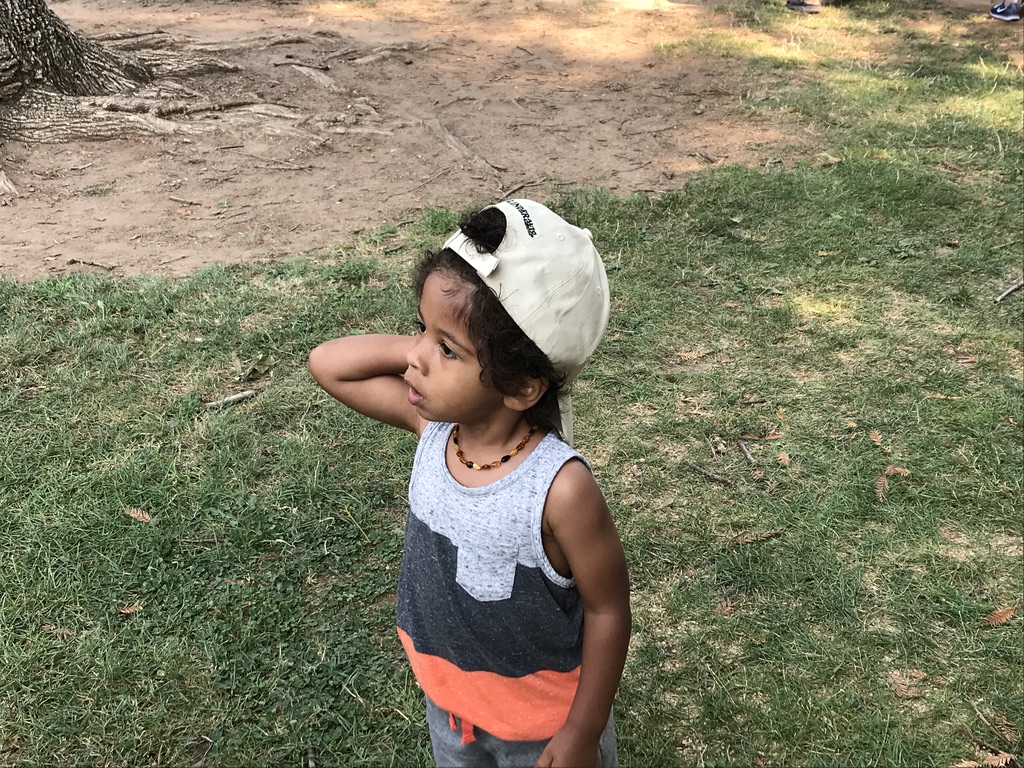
left=982, top=751, right=1015, bottom=767
left=994, top=715, right=1018, bottom=746
left=924, top=392, right=961, bottom=400
left=119, top=602, right=144, bottom=615
left=951, top=761, right=982, bottom=768
left=714, top=600, right=736, bottom=616
left=124, top=507, right=151, bottom=523
left=888, top=669, right=926, bottom=698
left=983, top=604, right=1019, bottom=627
left=777, top=451, right=791, bottom=466
left=727, top=529, right=783, bottom=550
left=875, top=466, right=910, bottom=501
left=869, top=429, right=893, bottom=453
left=875, top=473, right=890, bottom=502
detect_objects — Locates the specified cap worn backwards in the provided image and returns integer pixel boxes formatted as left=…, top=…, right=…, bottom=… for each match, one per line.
left=443, top=199, right=610, bottom=444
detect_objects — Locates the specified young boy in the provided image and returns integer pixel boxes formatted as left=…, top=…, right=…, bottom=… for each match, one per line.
left=309, top=199, right=631, bottom=767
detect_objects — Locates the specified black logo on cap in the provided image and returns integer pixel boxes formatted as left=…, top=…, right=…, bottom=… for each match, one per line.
left=509, top=201, right=537, bottom=237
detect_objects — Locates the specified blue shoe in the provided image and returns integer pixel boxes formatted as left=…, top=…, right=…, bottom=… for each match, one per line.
left=990, top=1, right=1020, bottom=20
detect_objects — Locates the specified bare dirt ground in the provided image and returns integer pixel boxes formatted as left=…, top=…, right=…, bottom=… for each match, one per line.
left=1, top=0, right=1015, bottom=281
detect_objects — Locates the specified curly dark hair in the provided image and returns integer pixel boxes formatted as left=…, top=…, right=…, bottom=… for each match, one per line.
left=413, top=206, right=565, bottom=435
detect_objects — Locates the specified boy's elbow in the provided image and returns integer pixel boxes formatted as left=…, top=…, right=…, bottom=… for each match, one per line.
left=308, top=342, right=331, bottom=383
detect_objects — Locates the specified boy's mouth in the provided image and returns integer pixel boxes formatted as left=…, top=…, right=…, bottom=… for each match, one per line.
left=406, top=380, right=424, bottom=406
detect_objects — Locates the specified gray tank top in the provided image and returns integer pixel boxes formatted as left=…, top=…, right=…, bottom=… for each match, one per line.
left=396, top=421, right=589, bottom=733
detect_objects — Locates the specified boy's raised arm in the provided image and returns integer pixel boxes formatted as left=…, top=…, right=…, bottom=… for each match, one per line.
left=308, top=334, right=425, bottom=435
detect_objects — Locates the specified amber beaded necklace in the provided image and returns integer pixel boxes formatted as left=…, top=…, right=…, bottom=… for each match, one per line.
left=451, top=424, right=537, bottom=470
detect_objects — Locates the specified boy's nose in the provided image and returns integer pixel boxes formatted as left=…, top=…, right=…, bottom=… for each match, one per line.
left=406, top=336, right=425, bottom=371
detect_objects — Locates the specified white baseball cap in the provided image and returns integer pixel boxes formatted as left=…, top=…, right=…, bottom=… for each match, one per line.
left=443, top=199, right=610, bottom=444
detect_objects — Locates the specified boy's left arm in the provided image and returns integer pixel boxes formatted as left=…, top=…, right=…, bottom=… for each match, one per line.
left=535, top=460, right=631, bottom=768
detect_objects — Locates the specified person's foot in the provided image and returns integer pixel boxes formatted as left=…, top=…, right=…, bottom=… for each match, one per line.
left=989, top=1, right=1020, bottom=20
left=786, top=0, right=822, bottom=12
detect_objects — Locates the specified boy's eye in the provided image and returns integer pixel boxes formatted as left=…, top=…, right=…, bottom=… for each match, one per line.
left=440, top=342, right=457, bottom=360
left=415, top=320, right=425, bottom=334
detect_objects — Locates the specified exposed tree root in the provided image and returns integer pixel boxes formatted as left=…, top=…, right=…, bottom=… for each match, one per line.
left=0, top=25, right=427, bottom=144
left=0, top=168, right=17, bottom=199
left=1, top=32, right=243, bottom=142
left=131, top=49, right=240, bottom=79
left=0, top=88, right=204, bottom=141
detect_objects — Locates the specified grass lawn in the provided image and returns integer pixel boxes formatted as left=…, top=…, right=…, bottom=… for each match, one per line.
left=1, top=1, right=1022, bottom=766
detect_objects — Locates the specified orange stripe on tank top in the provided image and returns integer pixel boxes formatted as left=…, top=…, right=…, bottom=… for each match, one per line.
left=398, top=627, right=580, bottom=742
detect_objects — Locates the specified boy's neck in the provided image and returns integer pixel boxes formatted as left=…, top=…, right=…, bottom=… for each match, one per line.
left=446, top=413, right=545, bottom=485
left=453, top=412, right=534, bottom=453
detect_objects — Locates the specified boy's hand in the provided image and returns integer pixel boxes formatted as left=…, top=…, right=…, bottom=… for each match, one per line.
left=533, top=724, right=599, bottom=768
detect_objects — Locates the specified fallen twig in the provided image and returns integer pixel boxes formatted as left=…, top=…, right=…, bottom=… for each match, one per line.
left=68, top=258, right=116, bottom=271
left=272, top=59, right=329, bottom=70
left=254, top=163, right=312, bottom=172
left=956, top=725, right=1015, bottom=761
left=425, top=118, right=502, bottom=175
left=385, top=166, right=452, bottom=200
left=204, top=390, right=257, bottom=410
left=737, top=440, right=756, bottom=465
left=969, top=702, right=1012, bottom=748
left=211, top=210, right=253, bottom=222
left=622, top=123, right=678, bottom=137
left=169, top=195, right=202, bottom=206
left=343, top=506, right=371, bottom=543
left=681, top=459, right=735, bottom=487
left=994, top=279, right=1023, bottom=303
left=436, top=95, right=476, bottom=110
left=501, top=180, right=543, bottom=199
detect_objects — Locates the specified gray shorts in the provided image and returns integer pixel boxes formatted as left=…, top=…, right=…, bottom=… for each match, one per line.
left=425, top=696, right=618, bottom=768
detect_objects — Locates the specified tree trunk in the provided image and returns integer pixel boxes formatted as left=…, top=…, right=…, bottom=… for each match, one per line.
left=0, top=0, right=151, bottom=104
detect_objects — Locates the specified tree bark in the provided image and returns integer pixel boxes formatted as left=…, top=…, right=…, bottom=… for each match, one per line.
left=0, top=0, right=251, bottom=149
left=0, top=0, right=151, bottom=100
left=0, top=0, right=151, bottom=103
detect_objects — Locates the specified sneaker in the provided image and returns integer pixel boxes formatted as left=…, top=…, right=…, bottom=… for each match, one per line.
left=990, top=1, right=1020, bottom=19
left=787, top=0, right=822, bottom=12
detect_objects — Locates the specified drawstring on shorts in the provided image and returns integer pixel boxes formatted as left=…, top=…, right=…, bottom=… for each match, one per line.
left=448, top=711, right=477, bottom=744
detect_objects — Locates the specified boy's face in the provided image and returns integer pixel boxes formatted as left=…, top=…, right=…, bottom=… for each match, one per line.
left=404, top=272, right=506, bottom=426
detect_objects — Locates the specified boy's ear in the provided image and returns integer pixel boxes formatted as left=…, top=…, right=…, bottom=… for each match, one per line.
left=502, top=376, right=549, bottom=413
